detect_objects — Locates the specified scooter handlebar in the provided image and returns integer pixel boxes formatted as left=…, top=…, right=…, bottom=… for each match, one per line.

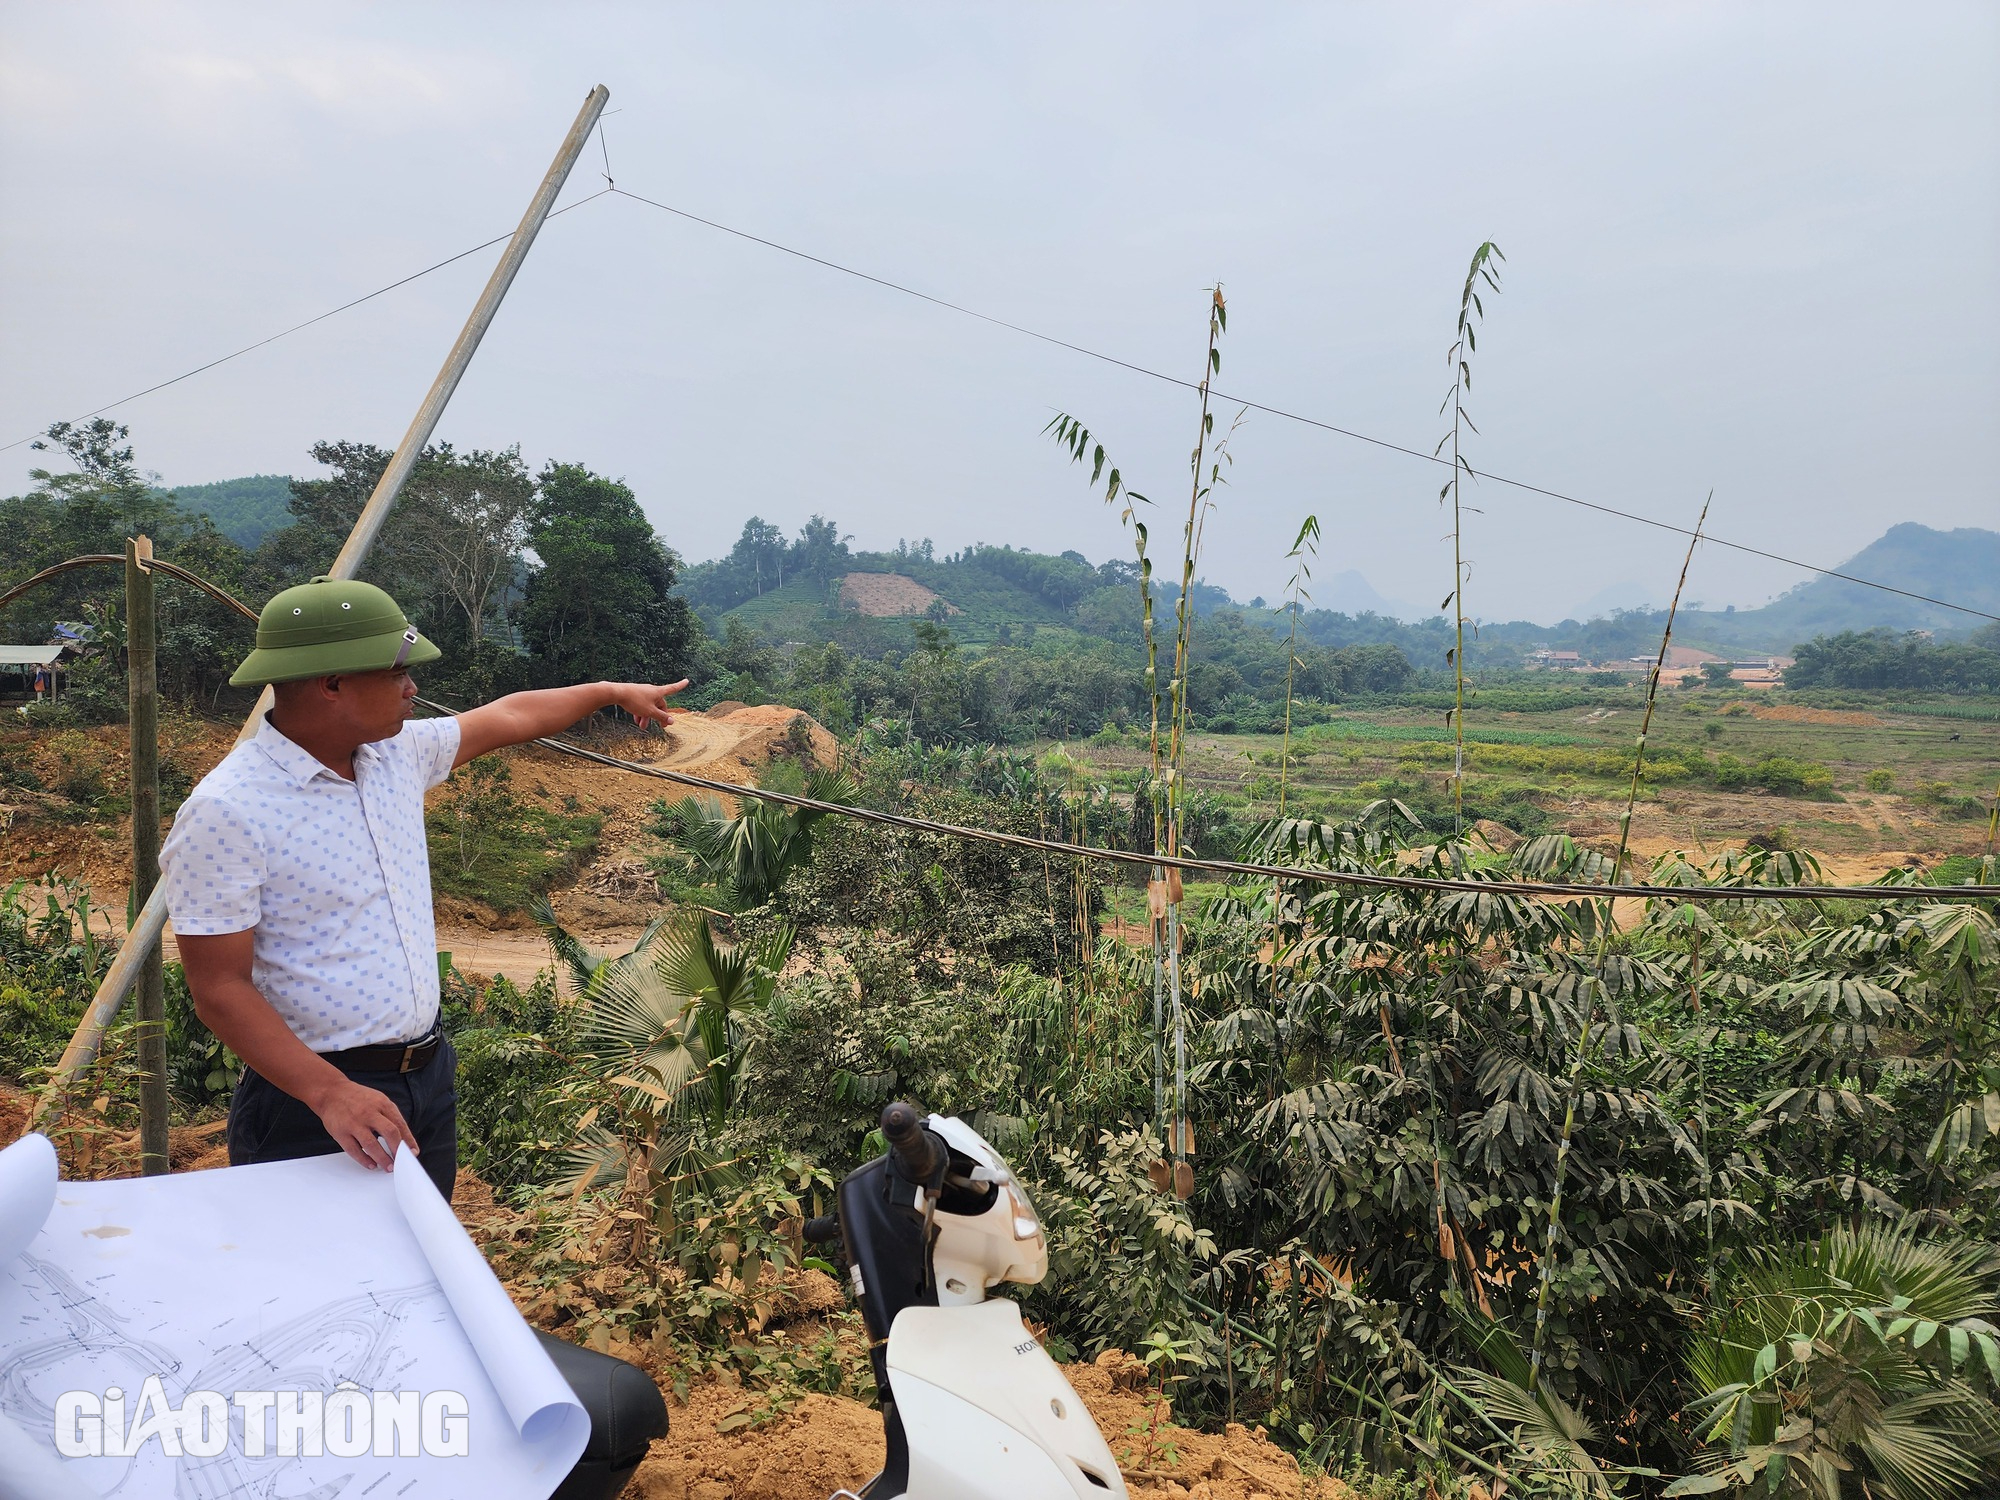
left=881, top=1101, right=941, bottom=1183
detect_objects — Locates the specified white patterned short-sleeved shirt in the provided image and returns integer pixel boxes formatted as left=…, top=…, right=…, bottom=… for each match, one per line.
left=159, top=713, right=461, bottom=1051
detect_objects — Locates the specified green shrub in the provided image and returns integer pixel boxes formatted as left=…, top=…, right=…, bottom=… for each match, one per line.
left=1749, top=755, right=1835, bottom=797
left=47, top=731, right=109, bottom=806
left=1865, top=768, right=1896, bottom=793
left=425, top=758, right=602, bottom=912
left=451, top=969, right=593, bottom=1190
left=164, top=960, right=239, bottom=1108
left=0, top=876, right=105, bottom=1079
left=0, top=739, right=43, bottom=792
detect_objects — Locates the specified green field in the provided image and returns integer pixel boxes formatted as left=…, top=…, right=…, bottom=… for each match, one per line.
left=1055, top=696, right=1999, bottom=862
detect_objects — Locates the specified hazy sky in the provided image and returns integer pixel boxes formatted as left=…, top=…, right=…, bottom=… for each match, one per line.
left=3, top=3, right=1995, bottom=623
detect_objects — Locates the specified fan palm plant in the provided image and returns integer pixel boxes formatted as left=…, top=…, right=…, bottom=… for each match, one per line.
left=1668, top=1221, right=2000, bottom=1499
left=1452, top=1309, right=1618, bottom=1497
left=548, top=907, right=793, bottom=1208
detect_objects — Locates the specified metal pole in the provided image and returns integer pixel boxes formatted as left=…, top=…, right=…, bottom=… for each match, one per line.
left=36, top=85, right=610, bottom=1121
left=125, top=536, right=169, bottom=1175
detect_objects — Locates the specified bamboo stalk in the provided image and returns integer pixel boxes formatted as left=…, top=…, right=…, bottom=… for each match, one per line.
left=1526, top=495, right=1709, bottom=1394
left=1277, top=516, right=1319, bottom=818
left=1159, top=288, right=1231, bottom=1163
left=1437, top=244, right=1503, bottom=841
left=1607, top=493, right=1713, bottom=892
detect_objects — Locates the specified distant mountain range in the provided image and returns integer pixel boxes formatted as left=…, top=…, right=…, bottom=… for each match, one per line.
left=158, top=472, right=1993, bottom=655
left=1297, top=523, right=1997, bottom=651
left=1669, top=523, right=2000, bottom=650
left=1317, top=524, right=1997, bottom=649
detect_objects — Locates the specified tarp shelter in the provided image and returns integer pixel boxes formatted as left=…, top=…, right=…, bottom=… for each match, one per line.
left=0, top=645, right=67, bottom=702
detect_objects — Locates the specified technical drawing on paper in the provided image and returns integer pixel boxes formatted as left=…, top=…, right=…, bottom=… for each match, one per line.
left=0, top=1252, right=449, bottom=1498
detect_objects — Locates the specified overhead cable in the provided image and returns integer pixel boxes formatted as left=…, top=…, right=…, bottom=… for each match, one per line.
left=0, top=188, right=614, bottom=456
left=610, top=186, right=1998, bottom=626
left=19, top=560, right=1984, bottom=904
left=3, top=548, right=1984, bottom=904
left=413, top=700, right=1999, bottom=905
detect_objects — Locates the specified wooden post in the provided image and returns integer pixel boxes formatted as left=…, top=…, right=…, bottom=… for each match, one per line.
left=126, top=536, right=169, bottom=1175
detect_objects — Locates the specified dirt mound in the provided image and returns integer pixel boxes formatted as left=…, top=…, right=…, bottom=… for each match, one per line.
left=456, top=704, right=840, bottom=938
left=627, top=1384, right=887, bottom=1500
left=837, top=572, right=959, bottom=618
left=509, top=703, right=838, bottom=853
left=480, top=704, right=836, bottom=828
left=1748, top=704, right=1882, bottom=726
left=623, top=1346, right=1336, bottom=1500
left=1074, top=1348, right=1332, bottom=1498
left=701, top=705, right=842, bottom=771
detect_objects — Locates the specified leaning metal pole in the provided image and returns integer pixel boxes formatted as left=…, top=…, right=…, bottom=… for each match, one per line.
left=36, top=84, right=610, bottom=1124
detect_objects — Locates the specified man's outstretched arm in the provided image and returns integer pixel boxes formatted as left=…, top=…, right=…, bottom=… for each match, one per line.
left=451, top=680, right=689, bottom=768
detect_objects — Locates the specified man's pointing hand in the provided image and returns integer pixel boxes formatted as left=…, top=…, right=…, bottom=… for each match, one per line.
left=606, top=680, right=690, bottom=731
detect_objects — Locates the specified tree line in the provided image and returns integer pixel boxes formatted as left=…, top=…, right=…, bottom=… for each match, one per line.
left=0, top=423, right=1422, bottom=739
left=1784, top=627, right=2000, bottom=693
left=0, top=420, right=702, bottom=718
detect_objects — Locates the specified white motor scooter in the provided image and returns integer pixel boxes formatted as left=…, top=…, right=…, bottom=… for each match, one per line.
left=804, top=1102, right=1128, bottom=1500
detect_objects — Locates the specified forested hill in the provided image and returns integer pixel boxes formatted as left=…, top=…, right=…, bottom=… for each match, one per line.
left=156, top=474, right=294, bottom=549
left=678, top=514, right=1999, bottom=669
left=679, top=528, right=1469, bottom=663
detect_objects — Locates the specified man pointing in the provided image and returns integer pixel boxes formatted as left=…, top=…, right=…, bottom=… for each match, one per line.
left=161, top=575, right=686, bottom=1200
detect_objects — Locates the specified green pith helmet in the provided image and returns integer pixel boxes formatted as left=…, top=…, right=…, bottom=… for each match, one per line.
left=229, top=577, right=441, bottom=687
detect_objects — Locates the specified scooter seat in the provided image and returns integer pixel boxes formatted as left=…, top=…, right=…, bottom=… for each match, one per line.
left=534, top=1329, right=670, bottom=1499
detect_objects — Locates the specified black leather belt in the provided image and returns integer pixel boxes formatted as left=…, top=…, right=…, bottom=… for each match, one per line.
left=318, top=1026, right=442, bottom=1074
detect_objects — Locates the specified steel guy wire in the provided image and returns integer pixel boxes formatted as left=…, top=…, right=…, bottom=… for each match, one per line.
left=402, top=695, right=2000, bottom=905
left=607, top=185, right=1999, bottom=626
left=3, top=548, right=1984, bottom=912
left=0, top=187, right=615, bottom=457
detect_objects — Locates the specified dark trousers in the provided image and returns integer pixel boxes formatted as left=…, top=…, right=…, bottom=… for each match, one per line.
left=227, top=1034, right=458, bottom=1201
